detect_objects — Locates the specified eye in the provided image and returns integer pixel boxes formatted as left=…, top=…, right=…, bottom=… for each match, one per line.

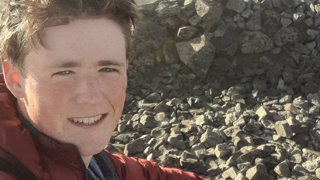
left=99, top=67, right=118, bottom=73
left=52, top=70, right=74, bottom=76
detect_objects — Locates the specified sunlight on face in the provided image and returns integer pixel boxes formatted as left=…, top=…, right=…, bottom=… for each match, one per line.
left=19, top=18, right=127, bottom=165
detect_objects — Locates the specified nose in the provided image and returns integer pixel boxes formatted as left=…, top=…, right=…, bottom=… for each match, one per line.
left=75, top=76, right=103, bottom=104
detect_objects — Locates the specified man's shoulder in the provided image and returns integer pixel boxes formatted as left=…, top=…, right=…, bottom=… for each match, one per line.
left=102, top=149, right=209, bottom=180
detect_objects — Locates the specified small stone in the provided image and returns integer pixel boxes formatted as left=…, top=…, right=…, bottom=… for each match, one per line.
left=279, top=95, right=292, bottom=104
left=239, top=149, right=265, bottom=163
left=140, top=114, right=158, bottom=128
left=292, top=12, right=305, bottom=22
left=223, top=126, right=241, bottom=137
left=256, top=106, right=268, bottom=120
left=222, top=167, right=238, bottom=179
left=235, top=173, right=246, bottom=180
left=180, top=150, right=199, bottom=169
left=292, top=164, right=306, bottom=176
left=275, top=121, right=293, bottom=138
left=274, top=160, right=291, bottom=177
left=195, top=114, right=209, bottom=125
left=167, top=134, right=186, bottom=150
left=146, top=92, right=162, bottom=103
left=124, top=138, right=146, bottom=156
left=290, top=153, right=303, bottom=164
left=200, top=129, right=223, bottom=148
left=246, top=163, right=269, bottom=180
left=215, top=143, right=231, bottom=158
left=284, top=103, right=299, bottom=114
left=302, top=159, right=320, bottom=173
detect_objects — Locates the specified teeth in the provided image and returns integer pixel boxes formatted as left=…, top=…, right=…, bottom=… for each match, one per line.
left=71, top=114, right=102, bottom=125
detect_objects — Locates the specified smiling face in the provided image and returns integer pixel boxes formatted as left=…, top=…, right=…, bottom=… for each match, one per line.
left=16, top=18, right=127, bottom=165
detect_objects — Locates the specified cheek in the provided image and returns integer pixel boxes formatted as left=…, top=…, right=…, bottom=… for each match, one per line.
left=101, top=76, right=127, bottom=111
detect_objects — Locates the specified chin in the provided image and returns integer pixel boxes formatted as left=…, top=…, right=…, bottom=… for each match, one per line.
left=77, top=137, right=111, bottom=156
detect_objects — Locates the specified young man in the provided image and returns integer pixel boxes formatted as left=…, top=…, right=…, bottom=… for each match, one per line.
left=0, top=0, right=207, bottom=179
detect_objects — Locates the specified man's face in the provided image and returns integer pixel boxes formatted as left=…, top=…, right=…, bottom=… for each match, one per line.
left=19, top=18, right=127, bottom=158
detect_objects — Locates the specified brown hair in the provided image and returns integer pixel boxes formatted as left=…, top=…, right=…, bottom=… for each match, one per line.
left=0, top=0, right=139, bottom=69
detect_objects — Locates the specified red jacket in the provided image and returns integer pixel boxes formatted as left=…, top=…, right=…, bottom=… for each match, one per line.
left=0, top=74, right=208, bottom=180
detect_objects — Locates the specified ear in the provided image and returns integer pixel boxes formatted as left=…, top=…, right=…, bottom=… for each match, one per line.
left=2, top=62, right=25, bottom=99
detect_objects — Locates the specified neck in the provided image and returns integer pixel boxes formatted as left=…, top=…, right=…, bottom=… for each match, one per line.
left=82, top=155, right=92, bottom=168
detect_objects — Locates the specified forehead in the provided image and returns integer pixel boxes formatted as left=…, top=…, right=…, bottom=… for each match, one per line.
left=43, top=18, right=125, bottom=51
left=25, top=18, right=126, bottom=68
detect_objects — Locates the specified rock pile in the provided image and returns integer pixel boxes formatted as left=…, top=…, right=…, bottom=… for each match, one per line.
left=107, top=0, right=320, bottom=179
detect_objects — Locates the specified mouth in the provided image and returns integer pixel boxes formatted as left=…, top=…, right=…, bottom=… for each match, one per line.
left=68, top=113, right=107, bottom=126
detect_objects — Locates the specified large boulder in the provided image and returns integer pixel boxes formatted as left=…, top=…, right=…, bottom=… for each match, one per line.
left=176, top=34, right=216, bottom=78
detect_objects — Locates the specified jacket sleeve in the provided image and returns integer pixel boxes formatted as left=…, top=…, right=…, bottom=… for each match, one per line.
left=0, top=172, right=15, bottom=180
left=104, top=150, right=209, bottom=180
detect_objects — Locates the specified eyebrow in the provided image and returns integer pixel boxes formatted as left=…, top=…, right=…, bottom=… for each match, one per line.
left=97, top=59, right=125, bottom=66
left=51, top=59, right=124, bottom=68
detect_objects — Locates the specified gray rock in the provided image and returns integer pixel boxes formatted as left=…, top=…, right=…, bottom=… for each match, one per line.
left=182, top=0, right=196, bottom=16
left=256, top=106, right=268, bottom=120
left=168, top=134, right=186, bottom=150
left=281, top=17, right=292, bottom=27
left=195, top=0, right=223, bottom=22
left=136, top=0, right=160, bottom=11
left=246, top=10, right=262, bottom=31
left=195, top=114, right=210, bottom=125
left=200, top=129, right=223, bottom=148
left=274, top=160, right=291, bottom=177
left=292, top=12, right=305, bottom=22
left=135, top=20, right=167, bottom=50
left=274, top=27, right=299, bottom=46
left=302, top=159, right=320, bottom=173
left=235, top=173, right=246, bottom=180
left=215, top=143, right=231, bottom=158
left=155, top=1, right=180, bottom=18
left=275, top=121, right=293, bottom=138
left=140, top=114, right=158, bottom=128
left=226, top=0, right=246, bottom=13
left=223, top=126, right=241, bottom=137
left=180, top=150, right=199, bottom=169
left=222, top=167, right=238, bottom=179
left=246, top=163, right=270, bottom=180
left=212, top=26, right=239, bottom=56
left=177, top=26, right=199, bottom=40
left=176, top=34, right=216, bottom=78
left=290, top=152, right=303, bottom=164
left=239, top=149, right=266, bottom=163
left=292, top=164, right=307, bottom=176
left=115, top=133, right=131, bottom=144
left=241, top=31, right=274, bottom=54
left=316, top=168, right=320, bottom=179
left=146, top=92, right=162, bottom=103
left=188, top=14, right=202, bottom=25
left=124, top=138, right=146, bottom=156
